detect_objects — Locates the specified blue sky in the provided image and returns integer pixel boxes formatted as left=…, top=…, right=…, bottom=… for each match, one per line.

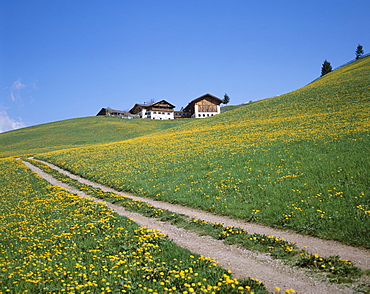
left=1, top=0, right=369, bottom=132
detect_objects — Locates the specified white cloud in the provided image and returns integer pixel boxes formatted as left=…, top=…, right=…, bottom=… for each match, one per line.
left=0, top=111, right=27, bottom=133
left=12, top=79, right=26, bottom=90
left=10, top=79, right=26, bottom=102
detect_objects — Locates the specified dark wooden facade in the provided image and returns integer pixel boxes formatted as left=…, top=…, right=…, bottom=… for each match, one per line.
left=96, top=108, right=136, bottom=118
left=174, top=110, right=192, bottom=119
left=182, top=94, right=222, bottom=117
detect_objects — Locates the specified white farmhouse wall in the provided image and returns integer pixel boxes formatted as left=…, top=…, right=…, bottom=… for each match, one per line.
left=149, top=111, right=174, bottom=120
left=193, top=105, right=199, bottom=118
left=140, top=109, right=146, bottom=118
left=194, top=112, right=218, bottom=118
left=192, top=104, right=220, bottom=118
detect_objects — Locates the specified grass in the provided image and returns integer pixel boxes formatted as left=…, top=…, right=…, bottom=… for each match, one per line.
left=220, top=103, right=252, bottom=112
left=25, top=157, right=363, bottom=284
left=0, top=56, right=369, bottom=293
left=0, top=157, right=269, bottom=293
left=0, top=116, right=188, bottom=158
left=30, top=56, right=370, bottom=248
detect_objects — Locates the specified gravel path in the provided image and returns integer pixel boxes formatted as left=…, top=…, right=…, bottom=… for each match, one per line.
left=23, top=159, right=370, bottom=293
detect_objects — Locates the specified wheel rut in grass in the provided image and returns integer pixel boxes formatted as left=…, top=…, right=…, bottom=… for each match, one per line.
left=23, top=159, right=369, bottom=293
left=27, top=158, right=370, bottom=270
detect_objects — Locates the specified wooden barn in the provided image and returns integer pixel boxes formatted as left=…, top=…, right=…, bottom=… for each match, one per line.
left=181, top=94, right=222, bottom=118
left=96, top=108, right=137, bottom=119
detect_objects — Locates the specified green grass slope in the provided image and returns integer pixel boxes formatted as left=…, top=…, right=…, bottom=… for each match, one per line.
left=2, top=56, right=369, bottom=248
left=1, top=157, right=267, bottom=294
left=36, top=56, right=370, bottom=248
left=0, top=116, right=187, bottom=157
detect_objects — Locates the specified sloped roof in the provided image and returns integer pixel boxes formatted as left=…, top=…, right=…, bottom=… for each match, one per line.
left=189, top=93, right=222, bottom=105
left=97, top=108, right=135, bottom=116
left=129, top=100, right=176, bottom=114
left=183, top=93, right=222, bottom=112
left=152, top=100, right=176, bottom=108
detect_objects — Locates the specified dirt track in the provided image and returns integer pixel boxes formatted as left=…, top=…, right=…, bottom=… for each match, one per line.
left=23, top=159, right=370, bottom=293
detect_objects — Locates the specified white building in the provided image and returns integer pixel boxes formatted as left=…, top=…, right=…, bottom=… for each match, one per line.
left=127, top=94, right=222, bottom=120
left=129, top=100, right=175, bottom=120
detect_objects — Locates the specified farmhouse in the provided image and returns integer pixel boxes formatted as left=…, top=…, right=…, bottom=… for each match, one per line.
left=97, top=94, right=222, bottom=120
left=129, top=100, right=176, bottom=120
left=181, top=93, right=222, bottom=118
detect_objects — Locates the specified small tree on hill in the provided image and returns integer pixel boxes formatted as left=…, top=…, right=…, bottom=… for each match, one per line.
left=355, top=44, right=364, bottom=60
left=223, top=93, right=230, bottom=105
left=321, top=60, right=332, bottom=77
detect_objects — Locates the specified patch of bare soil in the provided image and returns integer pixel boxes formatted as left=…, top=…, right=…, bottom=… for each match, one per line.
left=23, top=159, right=370, bottom=293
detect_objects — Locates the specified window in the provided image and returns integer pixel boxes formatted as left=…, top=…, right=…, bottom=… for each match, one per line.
left=198, top=114, right=201, bottom=117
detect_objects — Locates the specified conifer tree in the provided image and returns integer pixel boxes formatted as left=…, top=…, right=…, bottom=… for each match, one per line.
left=355, top=44, right=364, bottom=60
left=321, top=60, right=332, bottom=77
left=223, top=93, right=230, bottom=105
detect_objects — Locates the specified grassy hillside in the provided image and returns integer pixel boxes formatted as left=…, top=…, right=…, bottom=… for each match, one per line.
left=34, top=56, right=370, bottom=248
left=1, top=56, right=369, bottom=248
left=1, top=157, right=267, bottom=293
left=0, top=116, right=187, bottom=157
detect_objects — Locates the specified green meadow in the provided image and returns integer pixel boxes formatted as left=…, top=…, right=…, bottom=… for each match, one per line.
left=26, top=157, right=363, bottom=284
left=1, top=56, right=370, bottom=249
left=0, top=157, right=266, bottom=293
left=0, top=56, right=369, bottom=293
left=26, top=56, right=369, bottom=249
left=0, top=116, right=187, bottom=158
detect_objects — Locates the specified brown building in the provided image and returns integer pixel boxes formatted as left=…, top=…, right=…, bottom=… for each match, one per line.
left=97, top=108, right=136, bottom=119
left=181, top=94, right=222, bottom=118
